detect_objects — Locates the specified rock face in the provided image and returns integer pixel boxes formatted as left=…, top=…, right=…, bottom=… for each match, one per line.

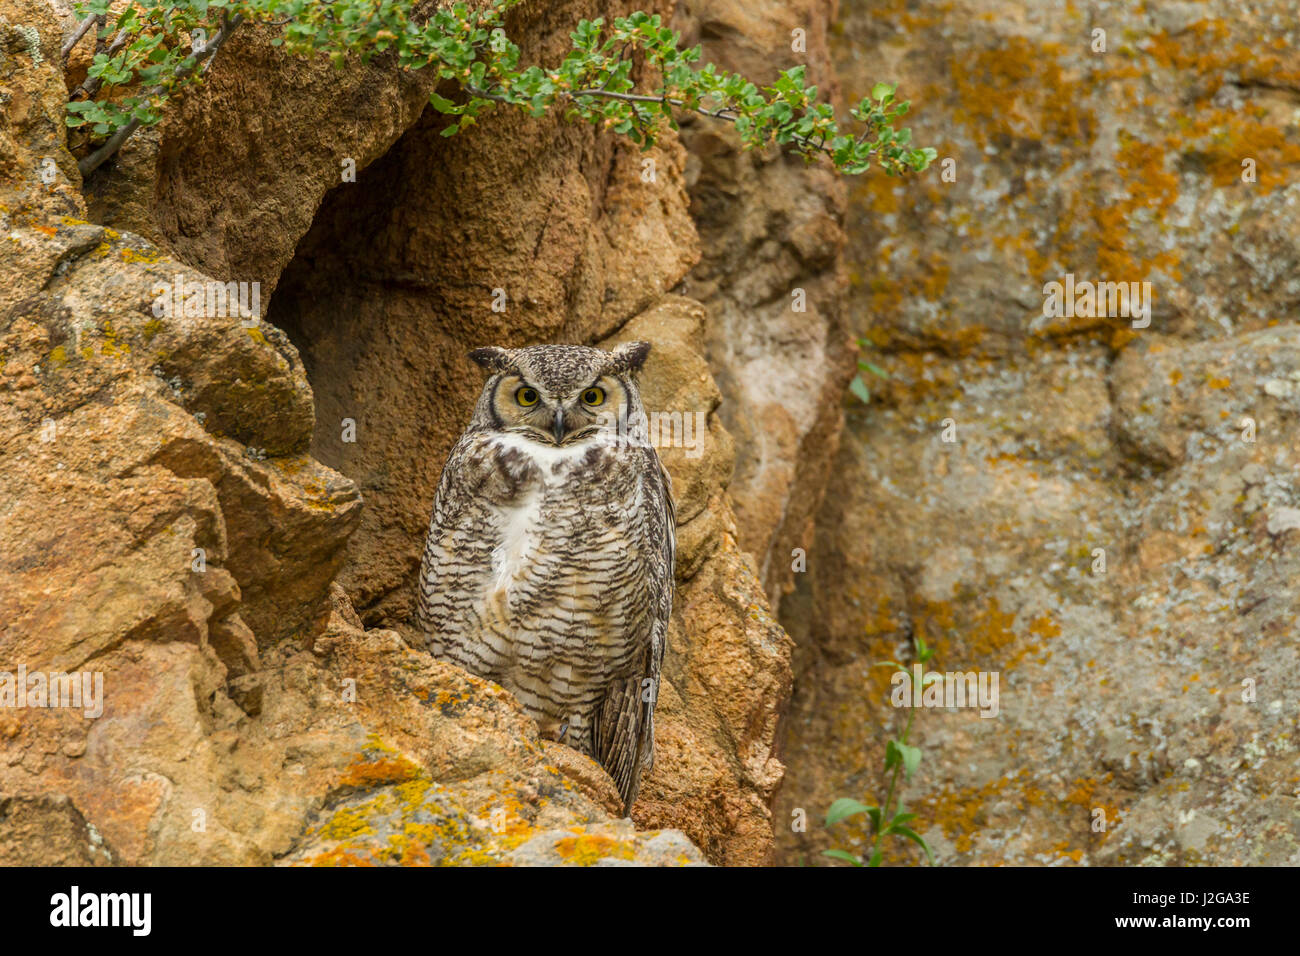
left=672, top=0, right=854, bottom=611
left=602, top=300, right=794, bottom=863
left=0, top=0, right=82, bottom=222
left=777, top=0, right=1300, bottom=865
left=76, top=6, right=442, bottom=298
left=14, top=0, right=1295, bottom=871
left=263, top=59, right=698, bottom=628
left=1, top=0, right=822, bottom=866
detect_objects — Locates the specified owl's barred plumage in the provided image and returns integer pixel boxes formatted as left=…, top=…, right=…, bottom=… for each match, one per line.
left=414, top=342, right=675, bottom=813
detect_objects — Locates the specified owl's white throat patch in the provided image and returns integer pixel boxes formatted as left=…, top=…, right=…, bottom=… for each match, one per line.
left=491, top=431, right=601, bottom=471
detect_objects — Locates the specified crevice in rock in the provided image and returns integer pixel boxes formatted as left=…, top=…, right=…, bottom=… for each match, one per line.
left=265, top=89, right=665, bottom=628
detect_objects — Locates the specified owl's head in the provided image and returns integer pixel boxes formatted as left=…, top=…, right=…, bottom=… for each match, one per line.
left=466, top=342, right=652, bottom=446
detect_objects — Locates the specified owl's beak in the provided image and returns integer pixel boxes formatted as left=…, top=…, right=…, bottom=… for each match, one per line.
left=551, top=408, right=566, bottom=444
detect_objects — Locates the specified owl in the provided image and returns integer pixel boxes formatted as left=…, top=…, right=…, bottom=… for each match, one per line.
left=414, top=342, right=675, bottom=814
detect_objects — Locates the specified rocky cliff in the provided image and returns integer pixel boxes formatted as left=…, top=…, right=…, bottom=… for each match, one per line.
left=0, top=0, right=853, bottom=865
left=777, top=0, right=1300, bottom=866
left=9, top=0, right=1282, bottom=871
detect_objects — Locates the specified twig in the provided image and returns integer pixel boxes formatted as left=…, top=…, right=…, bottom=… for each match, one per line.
left=91, top=12, right=109, bottom=56
left=72, top=26, right=129, bottom=100
left=61, top=12, right=97, bottom=59
left=78, top=12, right=245, bottom=177
left=567, top=87, right=839, bottom=159
left=463, top=82, right=844, bottom=161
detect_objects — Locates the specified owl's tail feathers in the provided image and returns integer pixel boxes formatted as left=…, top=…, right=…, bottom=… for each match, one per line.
left=593, top=676, right=649, bottom=817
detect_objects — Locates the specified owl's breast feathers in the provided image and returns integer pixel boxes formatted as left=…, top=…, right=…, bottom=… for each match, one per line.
left=416, top=429, right=674, bottom=815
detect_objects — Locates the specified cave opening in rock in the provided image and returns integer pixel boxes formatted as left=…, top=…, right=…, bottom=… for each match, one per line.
left=267, top=105, right=477, bottom=629
left=267, top=87, right=676, bottom=628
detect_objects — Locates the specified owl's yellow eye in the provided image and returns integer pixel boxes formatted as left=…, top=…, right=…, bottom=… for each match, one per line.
left=581, top=387, right=605, bottom=406
left=516, top=387, right=540, bottom=407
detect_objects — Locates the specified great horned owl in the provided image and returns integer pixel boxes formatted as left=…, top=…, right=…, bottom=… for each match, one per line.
left=414, top=342, right=675, bottom=814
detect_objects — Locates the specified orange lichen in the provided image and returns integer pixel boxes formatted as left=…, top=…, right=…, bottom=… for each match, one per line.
left=336, top=735, right=425, bottom=790
left=948, top=37, right=1090, bottom=145
left=302, top=846, right=380, bottom=867
left=1052, top=843, right=1085, bottom=863
left=918, top=774, right=1019, bottom=854
left=337, top=755, right=423, bottom=789
left=913, top=595, right=1055, bottom=673
left=866, top=251, right=952, bottom=320
left=554, top=833, right=635, bottom=866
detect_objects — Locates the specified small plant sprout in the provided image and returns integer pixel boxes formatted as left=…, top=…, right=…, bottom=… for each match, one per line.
left=848, top=335, right=889, bottom=404
left=824, top=636, right=937, bottom=867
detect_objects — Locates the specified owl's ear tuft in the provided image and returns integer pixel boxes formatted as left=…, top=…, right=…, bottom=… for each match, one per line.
left=468, top=346, right=511, bottom=372
left=608, top=340, right=652, bottom=374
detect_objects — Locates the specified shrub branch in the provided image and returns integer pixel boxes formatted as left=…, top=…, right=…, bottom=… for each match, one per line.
left=67, top=0, right=935, bottom=180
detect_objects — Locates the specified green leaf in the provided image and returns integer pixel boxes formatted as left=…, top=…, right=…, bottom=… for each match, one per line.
left=821, top=849, right=863, bottom=866
left=893, top=825, right=936, bottom=865
left=884, top=738, right=901, bottom=771
left=429, top=91, right=457, bottom=112
left=825, top=798, right=876, bottom=826
left=870, top=81, right=894, bottom=101
left=848, top=374, right=870, bottom=404
left=897, top=742, right=922, bottom=780
left=867, top=848, right=884, bottom=867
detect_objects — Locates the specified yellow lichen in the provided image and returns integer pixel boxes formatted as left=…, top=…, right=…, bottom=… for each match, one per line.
left=553, top=833, right=635, bottom=866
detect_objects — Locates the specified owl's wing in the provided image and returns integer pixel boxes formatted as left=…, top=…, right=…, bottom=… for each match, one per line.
left=413, top=432, right=500, bottom=647
left=593, top=673, right=646, bottom=815
left=593, top=449, right=675, bottom=815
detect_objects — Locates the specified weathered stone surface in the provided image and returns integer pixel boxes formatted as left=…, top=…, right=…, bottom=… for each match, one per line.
left=0, top=215, right=359, bottom=654
left=0, top=794, right=116, bottom=866
left=6, top=583, right=709, bottom=865
left=672, top=0, right=854, bottom=611
left=0, top=0, right=83, bottom=222
left=778, top=0, right=1300, bottom=866
left=293, top=799, right=707, bottom=867
left=2, top=0, right=805, bottom=867
left=604, top=299, right=793, bottom=864
left=62, top=3, right=444, bottom=298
